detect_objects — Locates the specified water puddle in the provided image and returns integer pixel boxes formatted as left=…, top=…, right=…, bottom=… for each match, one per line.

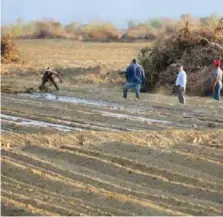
left=15, top=93, right=186, bottom=127
left=1, top=114, right=83, bottom=132
left=100, top=111, right=174, bottom=126
left=19, top=93, right=154, bottom=113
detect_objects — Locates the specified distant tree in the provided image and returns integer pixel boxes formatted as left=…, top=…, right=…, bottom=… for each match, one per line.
left=180, top=14, right=192, bottom=21
left=127, top=20, right=136, bottom=29
left=200, top=13, right=220, bottom=26
left=149, top=19, right=162, bottom=29
left=16, top=18, right=23, bottom=25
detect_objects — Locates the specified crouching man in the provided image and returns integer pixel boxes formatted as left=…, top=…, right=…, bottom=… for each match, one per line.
left=123, top=58, right=145, bottom=99
left=175, top=63, right=187, bottom=105
left=39, top=67, right=63, bottom=91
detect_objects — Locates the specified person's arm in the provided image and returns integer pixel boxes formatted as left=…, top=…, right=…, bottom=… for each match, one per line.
left=41, top=70, right=46, bottom=78
left=49, top=70, right=63, bottom=83
left=140, top=66, right=145, bottom=83
left=182, top=73, right=187, bottom=88
left=57, top=73, right=63, bottom=83
left=125, top=66, right=130, bottom=81
left=175, top=73, right=180, bottom=86
left=119, top=71, right=125, bottom=75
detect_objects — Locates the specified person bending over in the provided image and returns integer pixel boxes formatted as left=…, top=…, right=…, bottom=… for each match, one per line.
left=39, top=67, right=63, bottom=91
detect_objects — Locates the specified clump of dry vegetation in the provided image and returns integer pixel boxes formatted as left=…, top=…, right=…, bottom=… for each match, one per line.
left=2, top=14, right=221, bottom=43
left=84, top=23, right=122, bottom=42
left=1, top=34, right=21, bottom=63
left=33, top=21, right=65, bottom=39
left=139, top=18, right=223, bottom=95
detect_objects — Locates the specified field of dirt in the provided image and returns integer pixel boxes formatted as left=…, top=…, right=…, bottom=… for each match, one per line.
left=1, top=40, right=223, bottom=216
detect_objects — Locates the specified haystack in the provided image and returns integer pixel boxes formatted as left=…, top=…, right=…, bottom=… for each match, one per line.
left=139, top=19, right=223, bottom=95
left=1, top=34, right=21, bottom=63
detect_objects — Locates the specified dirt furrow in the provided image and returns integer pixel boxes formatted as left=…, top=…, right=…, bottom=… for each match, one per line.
left=2, top=158, right=183, bottom=215
left=60, top=145, right=223, bottom=191
left=1, top=190, right=85, bottom=216
left=1, top=196, right=55, bottom=216
left=13, top=145, right=223, bottom=203
left=2, top=175, right=123, bottom=216
left=79, top=140, right=223, bottom=184
left=3, top=151, right=221, bottom=215
left=3, top=148, right=223, bottom=215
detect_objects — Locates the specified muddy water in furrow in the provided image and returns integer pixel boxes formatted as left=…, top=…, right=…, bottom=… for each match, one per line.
left=3, top=92, right=222, bottom=133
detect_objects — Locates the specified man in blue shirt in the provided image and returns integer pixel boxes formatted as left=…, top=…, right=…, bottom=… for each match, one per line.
left=123, top=59, right=145, bottom=99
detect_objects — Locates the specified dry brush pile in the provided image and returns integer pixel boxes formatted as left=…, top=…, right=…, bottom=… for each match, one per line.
left=1, top=34, right=21, bottom=63
left=139, top=19, right=223, bottom=95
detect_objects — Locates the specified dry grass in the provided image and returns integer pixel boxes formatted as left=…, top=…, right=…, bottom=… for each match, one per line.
left=1, top=40, right=150, bottom=93
left=1, top=39, right=223, bottom=216
left=1, top=40, right=150, bottom=73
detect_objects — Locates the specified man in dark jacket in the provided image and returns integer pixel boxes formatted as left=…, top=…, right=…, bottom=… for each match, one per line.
left=39, top=67, right=63, bottom=91
left=123, top=59, right=145, bottom=99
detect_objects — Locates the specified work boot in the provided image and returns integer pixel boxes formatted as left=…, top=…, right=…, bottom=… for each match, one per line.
left=39, top=85, right=46, bottom=92
left=54, top=83, right=59, bottom=90
left=136, top=93, right=140, bottom=100
left=123, top=89, right=127, bottom=99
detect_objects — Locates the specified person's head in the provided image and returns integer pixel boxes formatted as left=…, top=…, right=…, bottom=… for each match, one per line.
left=132, top=58, right=137, bottom=64
left=176, top=63, right=183, bottom=72
left=214, top=60, right=221, bottom=68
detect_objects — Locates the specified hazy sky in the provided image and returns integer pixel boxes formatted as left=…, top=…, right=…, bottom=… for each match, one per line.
left=1, top=0, right=223, bottom=27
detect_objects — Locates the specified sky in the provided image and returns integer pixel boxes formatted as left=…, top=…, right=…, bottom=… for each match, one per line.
left=1, top=0, right=223, bottom=27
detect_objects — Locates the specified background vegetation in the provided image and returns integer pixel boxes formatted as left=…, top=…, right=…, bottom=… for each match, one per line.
left=1, top=13, right=221, bottom=42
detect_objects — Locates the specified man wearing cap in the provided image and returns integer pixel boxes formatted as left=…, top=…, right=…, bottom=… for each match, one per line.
left=212, top=60, right=222, bottom=101
left=175, top=63, right=187, bottom=105
left=39, top=67, right=63, bottom=91
left=123, top=58, right=145, bottom=99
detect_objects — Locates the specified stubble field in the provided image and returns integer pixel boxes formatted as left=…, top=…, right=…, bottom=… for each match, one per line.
left=1, top=40, right=223, bottom=216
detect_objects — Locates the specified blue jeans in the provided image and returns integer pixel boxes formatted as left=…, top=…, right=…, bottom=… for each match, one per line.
left=123, top=82, right=141, bottom=98
left=213, top=83, right=222, bottom=101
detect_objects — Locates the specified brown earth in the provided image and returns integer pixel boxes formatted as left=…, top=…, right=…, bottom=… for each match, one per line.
left=1, top=129, right=223, bottom=216
left=1, top=40, right=223, bottom=216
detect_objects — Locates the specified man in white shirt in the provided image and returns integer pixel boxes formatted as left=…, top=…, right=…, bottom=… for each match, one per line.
left=175, top=63, right=187, bottom=105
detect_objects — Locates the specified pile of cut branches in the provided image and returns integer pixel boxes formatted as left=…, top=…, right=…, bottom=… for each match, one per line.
left=139, top=18, right=223, bottom=95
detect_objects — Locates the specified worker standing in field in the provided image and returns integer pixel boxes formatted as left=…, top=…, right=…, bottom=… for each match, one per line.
left=175, top=63, right=187, bottom=105
left=123, top=58, right=145, bottom=99
left=39, top=67, right=63, bottom=91
left=212, top=60, right=222, bottom=101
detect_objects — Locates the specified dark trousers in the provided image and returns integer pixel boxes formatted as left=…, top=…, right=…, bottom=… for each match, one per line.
left=177, top=86, right=185, bottom=104
left=40, top=75, right=59, bottom=90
